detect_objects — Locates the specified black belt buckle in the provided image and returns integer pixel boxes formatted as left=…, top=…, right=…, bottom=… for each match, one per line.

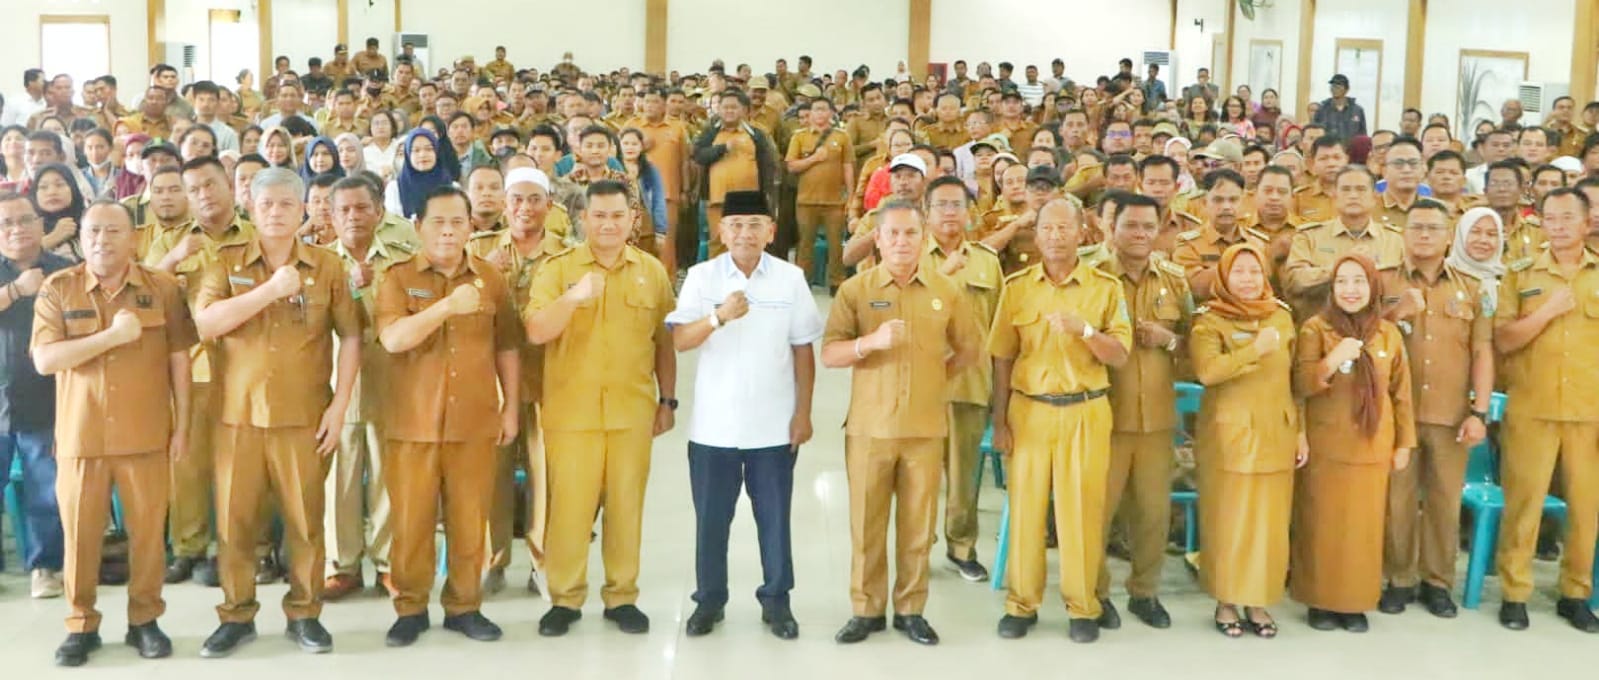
left=1025, top=388, right=1107, bottom=406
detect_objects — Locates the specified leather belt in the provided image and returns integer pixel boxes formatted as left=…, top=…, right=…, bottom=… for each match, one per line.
left=1022, top=388, right=1109, bottom=406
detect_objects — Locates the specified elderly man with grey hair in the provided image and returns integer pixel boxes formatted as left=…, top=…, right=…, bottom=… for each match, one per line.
left=191, top=166, right=365, bottom=658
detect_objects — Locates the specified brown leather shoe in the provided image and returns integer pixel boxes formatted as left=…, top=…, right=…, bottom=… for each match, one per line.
left=323, top=573, right=364, bottom=601
left=377, top=572, right=399, bottom=598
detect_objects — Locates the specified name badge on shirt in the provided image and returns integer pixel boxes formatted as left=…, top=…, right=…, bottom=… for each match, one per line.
left=1382, top=295, right=1400, bottom=305
left=869, top=300, right=892, bottom=309
left=1201, top=254, right=1220, bottom=262
left=64, top=309, right=96, bottom=320
left=136, top=294, right=153, bottom=309
left=1519, top=288, right=1542, bottom=298
left=407, top=288, right=436, bottom=299
left=1230, top=331, right=1254, bottom=341
left=1317, top=246, right=1335, bottom=253
left=228, top=275, right=255, bottom=287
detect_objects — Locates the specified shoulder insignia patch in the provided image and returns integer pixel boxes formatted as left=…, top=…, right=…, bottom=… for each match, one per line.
left=1156, top=259, right=1186, bottom=278
left=1508, top=257, right=1534, bottom=272
left=1176, top=229, right=1201, bottom=242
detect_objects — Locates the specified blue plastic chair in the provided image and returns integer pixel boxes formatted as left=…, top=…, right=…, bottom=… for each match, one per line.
left=974, top=424, right=1005, bottom=491
left=5, top=457, right=26, bottom=572
left=1460, top=393, right=1571, bottom=609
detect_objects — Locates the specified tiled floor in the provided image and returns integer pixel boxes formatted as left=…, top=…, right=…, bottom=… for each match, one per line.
left=2, top=291, right=1597, bottom=677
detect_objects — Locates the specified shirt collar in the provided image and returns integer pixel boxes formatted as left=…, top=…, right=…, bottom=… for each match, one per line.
left=718, top=251, right=771, bottom=279
left=573, top=242, right=640, bottom=269
left=870, top=262, right=930, bottom=288
left=1331, top=218, right=1377, bottom=239
left=83, top=263, right=150, bottom=293
left=241, top=237, right=317, bottom=268
left=333, top=235, right=394, bottom=265
left=1533, top=247, right=1599, bottom=273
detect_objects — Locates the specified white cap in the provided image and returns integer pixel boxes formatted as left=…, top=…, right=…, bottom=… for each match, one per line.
left=889, top=153, right=926, bottom=175
left=1551, top=155, right=1584, bottom=174
left=505, top=167, right=551, bottom=193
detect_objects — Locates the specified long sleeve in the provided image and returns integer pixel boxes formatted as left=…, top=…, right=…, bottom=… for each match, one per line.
left=1293, top=321, right=1330, bottom=398
left=1189, top=317, right=1262, bottom=386
left=1388, top=328, right=1418, bottom=449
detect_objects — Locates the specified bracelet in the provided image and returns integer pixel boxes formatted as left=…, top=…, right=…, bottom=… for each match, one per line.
left=854, top=338, right=866, bottom=359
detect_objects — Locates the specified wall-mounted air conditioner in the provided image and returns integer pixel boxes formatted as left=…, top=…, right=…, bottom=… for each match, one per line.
left=166, top=43, right=197, bottom=86
left=1518, top=81, right=1570, bottom=127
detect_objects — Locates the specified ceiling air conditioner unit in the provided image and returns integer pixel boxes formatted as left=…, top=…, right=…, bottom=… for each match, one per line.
left=1517, top=81, right=1570, bottom=127
left=166, top=43, right=198, bottom=86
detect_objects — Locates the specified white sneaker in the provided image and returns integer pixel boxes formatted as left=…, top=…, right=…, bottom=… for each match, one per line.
left=32, top=569, right=63, bottom=599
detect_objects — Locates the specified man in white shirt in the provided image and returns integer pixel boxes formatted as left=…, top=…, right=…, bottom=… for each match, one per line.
left=1466, top=128, right=1515, bottom=194
left=1017, top=66, right=1046, bottom=108
left=2, top=69, right=47, bottom=127
left=190, top=81, right=239, bottom=153
left=258, top=81, right=320, bottom=133
left=665, top=190, right=821, bottom=641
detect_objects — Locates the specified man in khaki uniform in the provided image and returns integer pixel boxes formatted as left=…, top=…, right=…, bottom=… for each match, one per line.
left=990, top=197, right=1132, bottom=644
left=1377, top=199, right=1494, bottom=618
left=821, top=199, right=981, bottom=646
left=1137, top=155, right=1202, bottom=254
left=320, top=177, right=403, bottom=601
left=996, top=92, right=1038, bottom=157
left=483, top=47, right=515, bottom=84
left=1095, top=193, right=1192, bottom=630
left=628, top=89, right=693, bottom=277
left=473, top=168, right=567, bottom=595
left=524, top=180, right=676, bottom=637
left=1485, top=162, right=1544, bottom=263
left=845, top=83, right=888, bottom=168
left=922, top=176, right=1003, bottom=583
left=374, top=186, right=521, bottom=646
left=1294, top=136, right=1349, bottom=223
left=149, top=158, right=257, bottom=586
left=32, top=200, right=196, bottom=667
left=1243, top=166, right=1305, bottom=289
left=1282, top=167, right=1404, bottom=319
left=1424, top=151, right=1485, bottom=221
left=1492, top=187, right=1599, bottom=632
left=1375, top=138, right=1425, bottom=231
left=787, top=97, right=854, bottom=289
left=1174, top=170, right=1269, bottom=300
left=134, top=168, right=189, bottom=262
left=351, top=38, right=389, bottom=78
left=192, top=168, right=363, bottom=657
left=118, top=88, right=174, bottom=142
left=693, top=91, right=773, bottom=258
left=922, top=93, right=967, bottom=152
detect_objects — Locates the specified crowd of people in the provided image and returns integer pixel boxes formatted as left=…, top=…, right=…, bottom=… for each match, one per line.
left=3, top=37, right=1599, bottom=668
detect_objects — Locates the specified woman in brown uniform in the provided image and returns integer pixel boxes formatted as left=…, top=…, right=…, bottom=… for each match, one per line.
left=1189, top=244, right=1304, bottom=639
left=1291, top=254, right=1417, bottom=632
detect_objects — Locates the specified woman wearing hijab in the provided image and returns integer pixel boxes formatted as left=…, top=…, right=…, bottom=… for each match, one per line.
left=30, top=163, right=87, bottom=261
left=299, top=136, right=344, bottom=182
left=384, top=128, right=458, bottom=219
left=1190, top=244, right=1304, bottom=639
left=260, top=126, right=298, bottom=169
left=417, top=116, right=462, bottom=180
left=1164, top=137, right=1197, bottom=195
left=334, top=133, right=366, bottom=177
left=1292, top=253, right=1416, bottom=633
left=1446, top=206, right=1507, bottom=316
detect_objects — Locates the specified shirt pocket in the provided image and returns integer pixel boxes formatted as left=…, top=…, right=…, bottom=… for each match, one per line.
left=62, top=309, right=101, bottom=338
left=624, top=286, right=661, bottom=335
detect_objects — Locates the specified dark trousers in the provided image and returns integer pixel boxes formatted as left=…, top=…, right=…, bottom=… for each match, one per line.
left=1, top=429, right=63, bottom=571
left=688, top=442, right=796, bottom=609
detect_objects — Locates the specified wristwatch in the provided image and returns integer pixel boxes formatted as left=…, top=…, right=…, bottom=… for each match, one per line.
left=1470, top=409, right=1488, bottom=422
left=660, top=397, right=679, bottom=411
left=1080, top=324, right=1096, bottom=339
left=1164, top=336, right=1179, bottom=352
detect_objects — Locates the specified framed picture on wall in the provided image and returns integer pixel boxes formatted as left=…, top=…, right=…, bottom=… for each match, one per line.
left=1249, top=39, right=1282, bottom=96
left=1457, top=50, right=1529, bottom=140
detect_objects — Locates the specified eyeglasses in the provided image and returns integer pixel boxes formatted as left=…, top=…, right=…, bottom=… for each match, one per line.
left=0, top=215, right=39, bottom=231
left=1387, top=159, right=1422, bottom=168
left=1406, top=224, right=1449, bottom=232
left=929, top=200, right=965, bottom=211
left=1107, top=131, right=1132, bottom=139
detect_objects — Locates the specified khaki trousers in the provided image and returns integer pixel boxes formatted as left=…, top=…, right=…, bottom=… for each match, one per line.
left=324, top=420, right=391, bottom=576
left=1384, top=423, right=1468, bottom=588
left=845, top=435, right=942, bottom=616
left=213, top=425, right=326, bottom=623
left=794, top=204, right=848, bottom=288
left=488, top=402, right=547, bottom=572
left=543, top=428, right=653, bottom=609
left=385, top=439, right=497, bottom=616
left=58, top=451, right=169, bottom=633
left=1097, top=430, right=1174, bottom=599
left=169, top=381, right=215, bottom=558
left=942, top=403, right=987, bottom=562
left=1004, top=396, right=1112, bottom=620
left=1496, top=416, right=1599, bottom=601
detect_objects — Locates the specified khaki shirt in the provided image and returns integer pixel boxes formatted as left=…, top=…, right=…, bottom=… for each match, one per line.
left=1433, top=194, right=1487, bottom=221
left=845, top=111, right=887, bottom=167
left=999, top=119, right=1039, bottom=156
left=468, top=228, right=567, bottom=403
left=329, top=236, right=405, bottom=423
left=1101, top=256, right=1192, bottom=432
left=787, top=127, right=853, bottom=207
left=1376, top=189, right=1420, bottom=231
left=630, top=118, right=691, bottom=201
left=1282, top=218, right=1405, bottom=317
left=988, top=262, right=1134, bottom=396
left=196, top=239, right=363, bottom=428
left=483, top=59, right=515, bottom=82
left=824, top=264, right=981, bottom=438
left=1293, top=183, right=1335, bottom=223
left=1503, top=214, right=1546, bottom=263
left=924, top=239, right=1003, bottom=406
left=1172, top=224, right=1269, bottom=301
left=1156, top=209, right=1204, bottom=255
left=351, top=52, right=388, bottom=76
left=144, top=217, right=256, bottom=383
left=375, top=255, right=520, bottom=442
left=527, top=244, right=674, bottom=432
left=1188, top=305, right=1300, bottom=473
left=1379, top=263, right=1492, bottom=427
left=707, top=127, right=761, bottom=206
left=922, top=121, right=967, bottom=152
left=118, top=113, right=173, bottom=141
left=31, top=265, right=197, bottom=458
left=1295, top=317, right=1418, bottom=463
left=323, top=116, right=367, bottom=140
left=1495, top=248, right=1599, bottom=422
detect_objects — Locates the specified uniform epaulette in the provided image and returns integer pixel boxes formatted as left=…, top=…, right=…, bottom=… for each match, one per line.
left=1175, top=210, right=1202, bottom=224
left=468, top=230, right=503, bottom=240
left=1448, top=263, right=1482, bottom=282
left=1508, top=257, right=1534, bottom=272
left=1003, top=266, right=1037, bottom=283
left=1293, top=184, right=1316, bottom=194
left=1083, top=263, right=1120, bottom=282
left=1275, top=299, right=1292, bottom=310
left=1295, top=220, right=1324, bottom=231
left=217, top=239, right=248, bottom=250
left=1525, top=214, right=1541, bottom=225
left=1194, top=304, right=1210, bottom=315
left=1244, top=227, right=1270, bottom=242
left=1175, top=229, right=1201, bottom=242
left=971, top=241, right=998, bottom=255
left=1156, top=259, right=1186, bottom=278
left=1382, top=221, right=1405, bottom=234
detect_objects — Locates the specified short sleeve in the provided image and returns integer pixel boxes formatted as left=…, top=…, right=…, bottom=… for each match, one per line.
left=1494, top=274, right=1519, bottom=327
left=664, top=263, right=708, bottom=328
left=526, top=257, right=565, bottom=319
left=788, top=268, right=824, bottom=345
left=987, top=285, right=1021, bottom=360
left=373, top=263, right=409, bottom=334
left=161, top=275, right=199, bottom=351
left=1100, top=281, right=1134, bottom=351
left=326, top=256, right=363, bottom=338
left=822, top=278, right=861, bottom=346
left=29, top=279, right=67, bottom=350
left=193, top=258, right=231, bottom=312
left=490, top=269, right=522, bottom=351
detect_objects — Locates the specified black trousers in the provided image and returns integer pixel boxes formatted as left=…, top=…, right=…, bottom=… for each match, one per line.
left=688, top=442, right=796, bottom=609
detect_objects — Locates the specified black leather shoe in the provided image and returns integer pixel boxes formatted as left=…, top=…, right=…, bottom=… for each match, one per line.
left=285, top=618, right=333, bottom=653
left=54, top=632, right=101, bottom=667
left=762, top=604, right=799, bottom=640
left=1418, top=583, right=1457, bottom=618
left=164, top=556, right=200, bottom=584
left=833, top=616, right=886, bottom=644
left=1128, top=597, right=1171, bottom=629
left=947, top=554, right=989, bottom=582
left=997, top=614, right=1037, bottom=639
left=385, top=613, right=429, bottom=647
left=539, top=607, right=582, bottom=637
left=1067, top=618, right=1100, bottom=643
left=1095, top=598, right=1121, bottom=630
left=1557, top=598, right=1599, bottom=633
left=200, top=622, right=257, bottom=658
left=194, top=557, right=221, bottom=588
left=603, top=605, right=650, bottom=634
left=1307, top=608, right=1340, bottom=631
left=1339, top=613, right=1370, bottom=632
left=1378, top=586, right=1414, bottom=614
left=125, top=622, right=172, bottom=659
left=443, top=611, right=503, bottom=641
left=685, top=605, right=723, bottom=637
left=1499, top=602, right=1530, bottom=630
left=892, top=614, right=939, bottom=645
left=255, top=555, right=285, bottom=585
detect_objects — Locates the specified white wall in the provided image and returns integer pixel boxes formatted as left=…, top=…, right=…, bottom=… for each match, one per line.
left=1228, top=0, right=1303, bottom=118
left=1308, top=0, right=1409, bottom=130
left=930, top=0, right=1170, bottom=88
left=1173, top=0, right=1230, bottom=94
left=401, top=0, right=647, bottom=74
left=1420, top=0, right=1574, bottom=135
left=347, top=0, right=397, bottom=61
left=164, top=0, right=259, bottom=85
left=270, top=0, right=339, bottom=76
left=670, top=0, right=906, bottom=77
left=0, top=0, right=148, bottom=107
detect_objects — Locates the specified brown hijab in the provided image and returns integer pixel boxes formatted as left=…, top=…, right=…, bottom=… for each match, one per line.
left=1317, top=253, right=1384, bottom=437
left=1207, top=244, right=1281, bottom=321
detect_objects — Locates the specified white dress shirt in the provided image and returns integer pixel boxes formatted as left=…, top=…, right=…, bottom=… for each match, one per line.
left=2, top=92, right=45, bottom=127
left=665, top=252, right=823, bottom=450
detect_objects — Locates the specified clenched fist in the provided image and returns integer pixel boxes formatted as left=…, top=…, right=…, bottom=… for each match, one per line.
left=717, top=290, right=749, bottom=323
left=108, top=309, right=143, bottom=346
left=267, top=266, right=302, bottom=298
left=446, top=283, right=482, bottom=315
left=566, top=271, right=605, bottom=303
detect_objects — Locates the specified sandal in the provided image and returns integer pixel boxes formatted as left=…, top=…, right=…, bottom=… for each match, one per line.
left=1244, top=607, right=1278, bottom=639
left=1214, top=605, right=1245, bottom=638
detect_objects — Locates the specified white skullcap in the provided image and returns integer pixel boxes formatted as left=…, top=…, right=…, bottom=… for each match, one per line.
left=505, top=167, right=551, bottom=193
